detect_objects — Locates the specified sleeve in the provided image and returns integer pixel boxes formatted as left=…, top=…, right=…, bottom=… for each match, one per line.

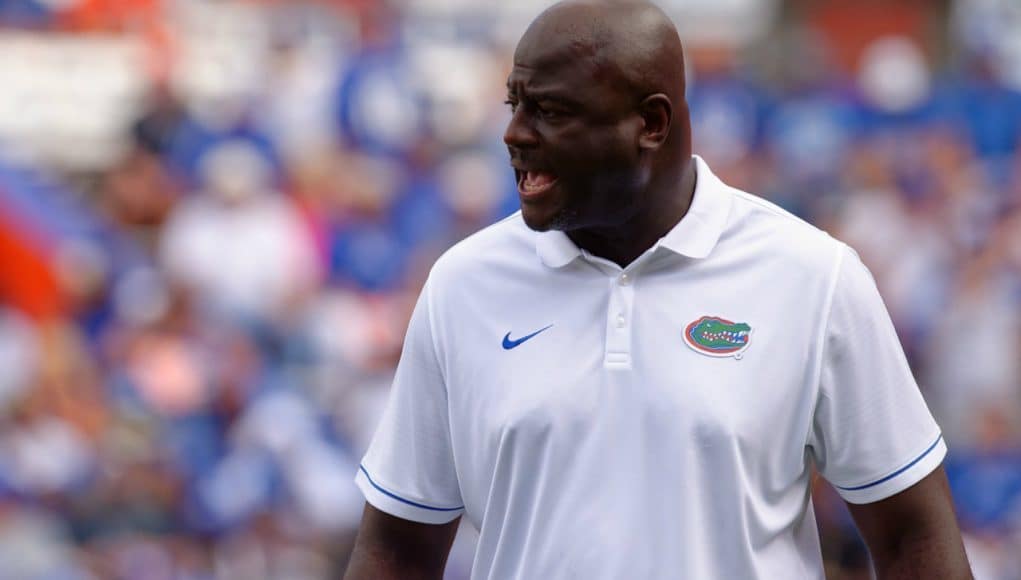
left=354, top=276, right=464, bottom=524
left=808, top=244, right=946, bottom=504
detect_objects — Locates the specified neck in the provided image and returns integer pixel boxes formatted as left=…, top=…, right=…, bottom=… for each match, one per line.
left=567, top=157, right=697, bottom=268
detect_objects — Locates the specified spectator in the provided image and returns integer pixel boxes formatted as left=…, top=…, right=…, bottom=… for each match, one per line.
left=160, top=140, right=320, bottom=324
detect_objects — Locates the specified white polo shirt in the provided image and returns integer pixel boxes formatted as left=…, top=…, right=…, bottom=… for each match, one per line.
left=356, top=156, right=945, bottom=579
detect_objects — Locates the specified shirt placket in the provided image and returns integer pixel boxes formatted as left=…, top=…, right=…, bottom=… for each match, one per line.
left=604, top=269, right=636, bottom=370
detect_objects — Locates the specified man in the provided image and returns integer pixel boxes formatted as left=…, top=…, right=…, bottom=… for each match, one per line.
left=344, top=1, right=973, bottom=578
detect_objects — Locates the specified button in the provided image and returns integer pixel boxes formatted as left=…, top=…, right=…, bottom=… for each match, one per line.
left=619, top=273, right=631, bottom=286
left=616, top=314, right=626, bottom=328
left=605, top=352, right=631, bottom=365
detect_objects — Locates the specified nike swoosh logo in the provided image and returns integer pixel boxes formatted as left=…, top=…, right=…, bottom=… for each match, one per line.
left=502, top=324, right=553, bottom=350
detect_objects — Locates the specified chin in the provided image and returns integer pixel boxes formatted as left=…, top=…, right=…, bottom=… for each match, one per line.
left=520, top=201, right=580, bottom=232
left=520, top=209, right=554, bottom=232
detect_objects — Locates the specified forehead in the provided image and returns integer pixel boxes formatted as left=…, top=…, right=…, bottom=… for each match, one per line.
left=508, top=19, right=614, bottom=91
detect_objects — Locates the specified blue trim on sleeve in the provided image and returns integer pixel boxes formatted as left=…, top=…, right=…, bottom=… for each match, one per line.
left=835, top=434, right=944, bottom=492
left=359, top=465, right=464, bottom=512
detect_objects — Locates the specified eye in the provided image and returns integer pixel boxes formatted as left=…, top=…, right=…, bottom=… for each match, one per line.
left=536, top=102, right=569, bottom=121
left=537, top=107, right=559, bottom=120
left=504, top=99, right=518, bottom=113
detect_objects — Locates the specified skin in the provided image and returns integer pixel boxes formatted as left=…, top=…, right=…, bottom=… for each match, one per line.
left=345, top=1, right=974, bottom=578
left=344, top=505, right=458, bottom=579
left=848, top=467, right=972, bottom=579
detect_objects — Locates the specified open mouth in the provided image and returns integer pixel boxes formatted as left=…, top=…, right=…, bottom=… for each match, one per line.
left=699, top=329, right=749, bottom=346
left=517, top=170, right=559, bottom=197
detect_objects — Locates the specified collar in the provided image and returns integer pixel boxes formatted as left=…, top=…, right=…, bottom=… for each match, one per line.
left=535, top=155, right=732, bottom=268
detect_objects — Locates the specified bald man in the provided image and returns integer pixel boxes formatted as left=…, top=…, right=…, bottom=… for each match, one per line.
left=344, top=1, right=972, bottom=578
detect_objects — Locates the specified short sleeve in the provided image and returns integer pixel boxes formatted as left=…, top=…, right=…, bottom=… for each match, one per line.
left=355, top=277, right=464, bottom=523
left=808, top=245, right=945, bottom=504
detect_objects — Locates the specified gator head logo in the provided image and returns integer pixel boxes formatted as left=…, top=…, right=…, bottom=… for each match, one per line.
left=683, top=316, right=752, bottom=359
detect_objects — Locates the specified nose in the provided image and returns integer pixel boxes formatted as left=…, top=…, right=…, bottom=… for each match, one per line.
left=503, top=108, right=538, bottom=150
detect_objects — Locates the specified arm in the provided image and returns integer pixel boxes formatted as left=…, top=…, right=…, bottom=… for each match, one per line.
left=344, top=503, right=460, bottom=580
left=846, top=465, right=972, bottom=580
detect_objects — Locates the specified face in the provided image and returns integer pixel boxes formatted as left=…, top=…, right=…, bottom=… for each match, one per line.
left=504, top=28, right=648, bottom=232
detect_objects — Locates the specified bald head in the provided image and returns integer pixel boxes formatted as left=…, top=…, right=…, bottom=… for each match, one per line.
left=517, top=0, right=687, bottom=104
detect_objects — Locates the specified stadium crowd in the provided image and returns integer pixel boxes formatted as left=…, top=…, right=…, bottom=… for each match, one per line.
left=0, top=0, right=1020, bottom=578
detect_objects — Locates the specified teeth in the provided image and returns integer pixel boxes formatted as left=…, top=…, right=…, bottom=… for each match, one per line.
left=522, top=171, right=556, bottom=191
left=701, top=329, right=747, bottom=344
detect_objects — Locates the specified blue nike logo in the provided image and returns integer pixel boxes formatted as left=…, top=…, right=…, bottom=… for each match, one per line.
left=502, top=324, right=553, bottom=350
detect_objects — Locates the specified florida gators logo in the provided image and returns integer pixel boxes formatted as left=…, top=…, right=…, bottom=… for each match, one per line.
left=683, top=316, right=752, bottom=359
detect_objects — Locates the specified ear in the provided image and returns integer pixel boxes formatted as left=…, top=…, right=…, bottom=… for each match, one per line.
left=638, top=93, right=673, bottom=150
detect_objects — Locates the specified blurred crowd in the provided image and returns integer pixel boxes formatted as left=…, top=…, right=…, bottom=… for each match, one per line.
left=0, top=0, right=1020, bottom=579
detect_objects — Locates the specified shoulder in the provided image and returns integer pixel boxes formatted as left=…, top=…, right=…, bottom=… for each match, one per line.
left=720, top=185, right=849, bottom=275
left=426, top=211, right=536, bottom=290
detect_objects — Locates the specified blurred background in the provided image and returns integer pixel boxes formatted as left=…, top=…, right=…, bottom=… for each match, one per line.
left=0, top=0, right=1019, bottom=578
